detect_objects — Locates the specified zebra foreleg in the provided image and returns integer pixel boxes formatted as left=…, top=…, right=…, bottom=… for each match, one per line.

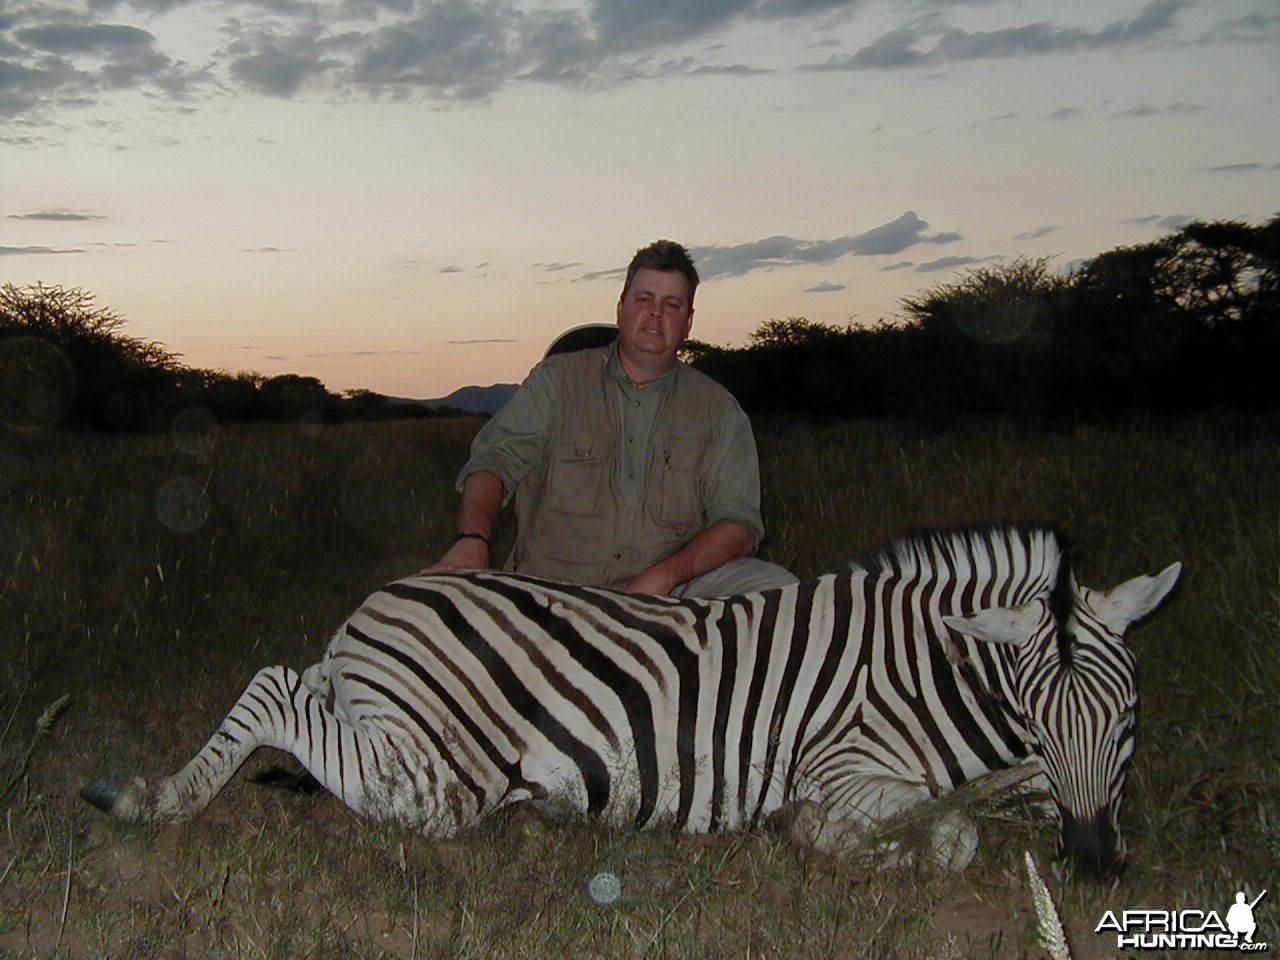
left=81, top=666, right=419, bottom=828
left=779, top=778, right=978, bottom=872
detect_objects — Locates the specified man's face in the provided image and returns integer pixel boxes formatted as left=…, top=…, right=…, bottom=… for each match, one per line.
left=615, top=268, right=695, bottom=371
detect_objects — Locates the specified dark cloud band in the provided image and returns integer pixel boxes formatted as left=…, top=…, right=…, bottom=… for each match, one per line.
left=1, top=0, right=1235, bottom=123
left=689, top=212, right=960, bottom=279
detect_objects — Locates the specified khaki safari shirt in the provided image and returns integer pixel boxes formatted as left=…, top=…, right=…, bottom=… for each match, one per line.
left=457, top=343, right=765, bottom=588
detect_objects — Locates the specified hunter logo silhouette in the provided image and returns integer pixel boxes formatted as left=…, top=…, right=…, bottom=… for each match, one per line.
left=1227, top=890, right=1266, bottom=945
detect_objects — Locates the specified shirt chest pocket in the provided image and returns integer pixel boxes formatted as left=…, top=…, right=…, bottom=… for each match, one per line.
left=544, top=433, right=610, bottom=516
left=653, top=436, right=704, bottom=529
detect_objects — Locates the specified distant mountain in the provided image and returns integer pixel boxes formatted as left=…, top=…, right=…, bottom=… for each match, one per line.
left=408, top=383, right=518, bottom=415
left=405, top=325, right=614, bottom=415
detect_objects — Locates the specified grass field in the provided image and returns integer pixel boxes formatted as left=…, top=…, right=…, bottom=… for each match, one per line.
left=1, top=412, right=1276, bottom=958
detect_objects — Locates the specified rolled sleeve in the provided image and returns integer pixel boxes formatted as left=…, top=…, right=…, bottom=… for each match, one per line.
left=456, top=362, right=559, bottom=504
left=700, top=402, right=766, bottom=548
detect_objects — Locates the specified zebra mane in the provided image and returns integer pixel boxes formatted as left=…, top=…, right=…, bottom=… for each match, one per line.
left=850, top=522, right=1077, bottom=660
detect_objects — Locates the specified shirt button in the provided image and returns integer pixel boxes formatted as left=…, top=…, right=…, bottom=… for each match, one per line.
left=613, top=553, right=622, bottom=560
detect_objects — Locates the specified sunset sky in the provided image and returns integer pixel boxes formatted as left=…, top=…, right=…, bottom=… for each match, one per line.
left=4, top=0, right=1277, bottom=399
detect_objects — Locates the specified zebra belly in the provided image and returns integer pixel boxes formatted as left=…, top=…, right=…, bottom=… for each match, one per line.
left=322, top=580, right=798, bottom=836
left=514, top=736, right=768, bottom=834
left=319, top=654, right=686, bottom=831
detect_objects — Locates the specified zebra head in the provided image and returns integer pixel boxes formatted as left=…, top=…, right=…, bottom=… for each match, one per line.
left=945, top=560, right=1181, bottom=879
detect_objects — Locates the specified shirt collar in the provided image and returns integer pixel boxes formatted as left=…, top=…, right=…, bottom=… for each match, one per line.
left=606, top=340, right=680, bottom=395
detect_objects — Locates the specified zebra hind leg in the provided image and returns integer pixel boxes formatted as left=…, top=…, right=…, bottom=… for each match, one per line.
left=81, top=665, right=400, bottom=826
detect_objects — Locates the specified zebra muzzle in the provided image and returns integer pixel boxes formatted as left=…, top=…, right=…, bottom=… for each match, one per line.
left=1059, top=808, right=1122, bottom=880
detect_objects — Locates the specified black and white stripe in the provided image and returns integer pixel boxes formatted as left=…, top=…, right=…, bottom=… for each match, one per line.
left=82, top=523, right=1179, bottom=877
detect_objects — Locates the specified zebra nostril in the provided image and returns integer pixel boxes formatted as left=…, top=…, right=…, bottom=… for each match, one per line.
left=1059, top=809, right=1121, bottom=881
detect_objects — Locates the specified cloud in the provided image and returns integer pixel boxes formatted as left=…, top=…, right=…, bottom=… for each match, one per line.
left=689, top=211, right=961, bottom=279
left=226, top=23, right=347, bottom=99
left=916, top=254, right=1002, bottom=273
left=686, top=62, right=773, bottom=77
left=807, top=0, right=1190, bottom=72
left=0, top=0, right=859, bottom=121
left=1194, top=10, right=1280, bottom=44
left=804, top=281, right=846, bottom=293
left=588, top=0, right=858, bottom=54
left=577, top=266, right=627, bottom=284
left=3, top=14, right=199, bottom=120
left=1108, top=101, right=1204, bottom=120
left=1015, top=225, right=1057, bottom=240
left=350, top=1, right=526, bottom=100
left=8, top=210, right=105, bottom=221
left=1125, top=214, right=1196, bottom=230
left=18, top=22, right=155, bottom=56
left=2, top=0, right=1251, bottom=124
left=0, top=245, right=85, bottom=256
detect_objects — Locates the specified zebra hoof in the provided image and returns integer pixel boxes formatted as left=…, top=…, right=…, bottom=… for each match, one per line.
left=925, top=810, right=979, bottom=873
left=80, top=771, right=147, bottom=819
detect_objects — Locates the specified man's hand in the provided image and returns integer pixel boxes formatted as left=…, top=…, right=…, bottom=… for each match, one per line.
left=421, top=536, right=490, bottom=574
left=623, top=565, right=680, bottom=596
left=623, top=522, right=755, bottom=596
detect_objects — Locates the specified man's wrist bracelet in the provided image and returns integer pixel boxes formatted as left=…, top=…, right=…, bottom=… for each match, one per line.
left=453, top=532, right=492, bottom=550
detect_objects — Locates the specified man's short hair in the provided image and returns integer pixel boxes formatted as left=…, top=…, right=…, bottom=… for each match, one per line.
left=622, top=240, right=700, bottom=303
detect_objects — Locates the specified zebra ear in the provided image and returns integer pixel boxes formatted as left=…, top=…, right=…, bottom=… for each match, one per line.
left=1091, top=562, right=1182, bottom=635
left=944, top=601, right=1046, bottom=648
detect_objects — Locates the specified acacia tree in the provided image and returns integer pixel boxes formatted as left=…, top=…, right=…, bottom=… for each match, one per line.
left=895, top=256, right=1071, bottom=418
left=1155, top=219, right=1277, bottom=327
left=898, top=255, right=1068, bottom=348
left=0, top=282, right=183, bottom=429
left=2, top=282, right=122, bottom=337
left=1069, top=216, right=1279, bottom=409
left=747, top=317, right=847, bottom=348
left=892, top=220, right=1279, bottom=416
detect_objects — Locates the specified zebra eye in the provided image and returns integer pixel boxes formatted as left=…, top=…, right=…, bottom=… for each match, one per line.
left=1112, top=709, right=1135, bottom=740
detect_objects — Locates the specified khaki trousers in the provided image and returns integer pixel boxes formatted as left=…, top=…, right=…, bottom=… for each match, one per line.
left=673, top=557, right=799, bottom=599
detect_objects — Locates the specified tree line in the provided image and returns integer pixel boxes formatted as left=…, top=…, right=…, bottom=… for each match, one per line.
left=1, top=216, right=1275, bottom=432
left=685, top=216, right=1278, bottom=422
left=0, top=284, right=452, bottom=431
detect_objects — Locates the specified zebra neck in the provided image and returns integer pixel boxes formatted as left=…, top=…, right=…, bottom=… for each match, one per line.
left=948, top=635, right=1037, bottom=753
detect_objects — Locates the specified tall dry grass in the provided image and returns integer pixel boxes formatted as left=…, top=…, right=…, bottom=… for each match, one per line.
left=1, top=411, right=1275, bottom=958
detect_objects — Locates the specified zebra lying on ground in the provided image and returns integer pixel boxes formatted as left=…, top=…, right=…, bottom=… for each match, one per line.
left=82, top=523, right=1180, bottom=878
